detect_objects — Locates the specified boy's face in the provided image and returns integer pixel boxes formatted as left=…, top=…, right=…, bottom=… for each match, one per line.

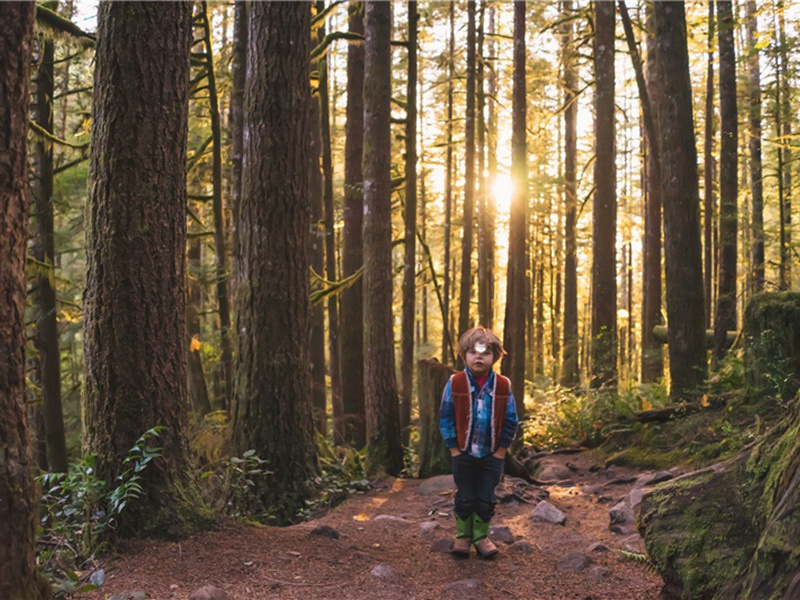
left=465, top=342, right=494, bottom=378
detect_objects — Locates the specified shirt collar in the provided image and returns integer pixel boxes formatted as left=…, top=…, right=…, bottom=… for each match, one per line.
left=465, top=367, right=495, bottom=390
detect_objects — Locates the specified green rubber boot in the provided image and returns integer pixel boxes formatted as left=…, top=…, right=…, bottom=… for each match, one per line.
left=452, top=515, right=472, bottom=556
left=472, top=514, right=499, bottom=558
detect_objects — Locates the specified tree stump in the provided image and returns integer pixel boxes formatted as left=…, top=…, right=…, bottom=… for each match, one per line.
left=743, top=291, right=800, bottom=404
left=417, top=358, right=455, bottom=478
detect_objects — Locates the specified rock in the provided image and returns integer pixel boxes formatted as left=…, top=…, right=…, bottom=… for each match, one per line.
left=374, top=514, right=412, bottom=525
left=534, top=459, right=574, bottom=481
left=587, top=541, right=609, bottom=553
left=610, top=523, right=637, bottom=535
left=432, top=538, right=453, bottom=553
left=589, top=566, right=612, bottom=580
left=557, top=552, right=592, bottom=571
left=370, top=563, right=397, bottom=579
left=589, top=464, right=603, bottom=472
left=445, top=578, right=486, bottom=592
left=509, top=540, right=534, bottom=554
left=610, top=501, right=635, bottom=527
left=190, top=586, right=228, bottom=600
left=566, top=461, right=579, bottom=472
left=627, top=487, right=645, bottom=510
left=641, top=470, right=675, bottom=486
left=621, top=534, right=646, bottom=553
left=420, top=520, right=440, bottom=534
left=531, top=500, right=567, bottom=525
left=109, top=593, right=148, bottom=600
left=310, top=525, right=340, bottom=539
left=489, top=525, right=514, bottom=544
left=418, top=475, right=456, bottom=495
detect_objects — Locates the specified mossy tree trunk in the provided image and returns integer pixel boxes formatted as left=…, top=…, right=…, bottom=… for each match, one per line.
left=417, top=359, right=455, bottom=478
left=232, top=1, right=318, bottom=522
left=84, top=1, right=205, bottom=536
left=0, top=4, right=50, bottom=598
left=640, top=292, right=800, bottom=598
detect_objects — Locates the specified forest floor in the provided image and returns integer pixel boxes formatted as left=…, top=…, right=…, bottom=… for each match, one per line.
left=86, top=449, right=667, bottom=600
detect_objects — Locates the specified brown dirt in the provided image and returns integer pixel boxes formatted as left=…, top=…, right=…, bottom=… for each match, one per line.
left=86, top=450, right=665, bottom=600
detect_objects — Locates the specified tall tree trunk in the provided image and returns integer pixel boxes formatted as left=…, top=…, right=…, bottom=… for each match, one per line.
left=458, top=1, right=477, bottom=338
left=232, top=1, right=317, bottom=522
left=653, top=1, right=708, bottom=401
left=198, top=0, right=232, bottom=411
left=747, top=0, right=765, bottom=293
left=341, top=1, right=366, bottom=445
left=400, top=0, right=418, bottom=446
left=714, top=0, right=738, bottom=363
left=363, top=1, right=404, bottom=475
left=33, top=31, right=68, bottom=472
left=229, top=0, right=247, bottom=300
left=318, top=3, right=342, bottom=445
left=561, top=0, right=580, bottom=388
left=485, top=3, right=497, bottom=330
left=310, top=8, right=327, bottom=437
left=778, top=3, right=792, bottom=291
left=0, top=4, right=50, bottom=598
left=442, top=0, right=454, bottom=364
left=85, top=1, right=202, bottom=535
left=187, top=239, right=212, bottom=418
left=477, top=1, right=490, bottom=330
left=502, top=0, right=528, bottom=420
left=591, top=0, right=617, bottom=388
left=704, top=0, right=716, bottom=328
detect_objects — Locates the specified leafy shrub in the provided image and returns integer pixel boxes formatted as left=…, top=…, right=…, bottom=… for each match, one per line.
left=200, top=449, right=274, bottom=520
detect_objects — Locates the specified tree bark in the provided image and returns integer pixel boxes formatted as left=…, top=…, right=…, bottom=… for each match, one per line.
left=561, top=0, right=580, bottom=388
left=477, top=1, right=492, bottom=331
left=85, top=1, right=204, bottom=535
left=401, top=0, right=418, bottom=446
left=0, top=4, right=50, bottom=598
left=341, top=1, right=366, bottom=446
left=747, top=0, right=765, bottom=294
left=591, top=0, right=617, bottom=389
left=33, top=30, right=68, bottom=472
left=502, top=0, right=528, bottom=420
left=778, top=4, right=792, bottom=291
left=417, top=358, right=455, bottom=478
left=704, top=0, right=716, bottom=328
left=187, top=240, right=212, bottom=418
left=363, top=1, right=404, bottom=476
left=232, top=1, right=318, bottom=522
left=714, top=0, right=738, bottom=365
left=229, top=1, right=246, bottom=299
left=442, top=0, right=454, bottom=365
left=653, top=1, right=708, bottom=401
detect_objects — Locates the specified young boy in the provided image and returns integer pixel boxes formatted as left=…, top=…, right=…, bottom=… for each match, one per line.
left=439, top=326, right=519, bottom=558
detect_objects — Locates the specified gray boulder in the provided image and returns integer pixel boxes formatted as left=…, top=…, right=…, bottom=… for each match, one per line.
left=531, top=500, right=567, bottom=525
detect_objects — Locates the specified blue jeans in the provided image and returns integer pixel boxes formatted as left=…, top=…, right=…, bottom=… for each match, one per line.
left=451, top=453, right=504, bottom=521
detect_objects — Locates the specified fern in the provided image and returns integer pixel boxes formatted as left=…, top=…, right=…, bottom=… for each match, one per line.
left=615, top=549, right=659, bottom=574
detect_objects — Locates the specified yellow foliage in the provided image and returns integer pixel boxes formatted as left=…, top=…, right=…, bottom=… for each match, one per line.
left=190, top=336, right=202, bottom=352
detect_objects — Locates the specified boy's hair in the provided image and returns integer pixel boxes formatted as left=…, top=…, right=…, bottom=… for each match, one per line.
left=457, top=326, right=505, bottom=363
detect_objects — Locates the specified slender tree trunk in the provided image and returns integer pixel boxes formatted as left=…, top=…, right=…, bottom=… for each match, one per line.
left=85, top=1, right=203, bottom=534
left=653, top=1, right=708, bottom=401
left=714, top=0, right=738, bottom=363
left=778, top=3, right=792, bottom=291
left=33, top=31, right=68, bottom=472
left=318, top=3, right=342, bottom=445
left=0, top=4, right=50, bottom=598
left=341, top=1, right=366, bottom=445
left=561, top=0, right=579, bottom=387
left=229, top=0, right=246, bottom=299
left=442, top=0, right=454, bottom=364
left=363, top=1, right=404, bottom=475
left=477, top=1, right=491, bottom=330
left=232, top=1, right=317, bottom=522
left=187, top=239, right=212, bottom=418
left=502, top=0, right=528, bottom=420
left=400, top=0, right=418, bottom=446
left=591, top=0, right=617, bottom=388
left=747, top=0, right=765, bottom=293
left=704, top=0, right=716, bottom=328
left=485, top=4, right=497, bottom=330
left=458, top=1, right=477, bottom=338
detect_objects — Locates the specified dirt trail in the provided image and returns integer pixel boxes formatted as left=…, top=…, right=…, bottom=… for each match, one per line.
left=89, top=450, right=665, bottom=600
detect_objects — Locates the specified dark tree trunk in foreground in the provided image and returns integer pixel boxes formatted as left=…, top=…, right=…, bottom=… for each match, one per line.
left=85, top=1, right=204, bottom=535
left=33, top=32, right=68, bottom=472
left=0, top=4, right=50, bottom=598
left=591, top=0, right=617, bottom=388
left=561, top=0, right=580, bottom=388
left=641, top=292, right=800, bottom=599
left=340, top=1, right=366, bottom=446
left=747, top=0, right=764, bottom=293
left=714, top=0, right=737, bottom=364
left=363, top=1, right=404, bottom=475
left=457, top=1, right=476, bottom=338
left=232, top=2, right=317, bottom=522
left=653, top=1, right=707, bottom=401
left=704, top=0, right=716, bottom=328
left=401, top=0, right=418, bottom=446
left=502, top=0, right=528, bottom=420
left=442, top=0, right=454, bottom=365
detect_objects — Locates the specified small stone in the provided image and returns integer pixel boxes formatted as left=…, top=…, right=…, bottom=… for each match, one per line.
left=370, top=563, right=397, bottom=579
left=509, top=540, right=534, bottom=554
left=535, top=460, right=574, bottom=481
left=566, top=461, right=579, bottom=472
left=418, top=475, right=456, bottom=495
left=589, top=566, right=612, bottom=580
left=489, top=525, right=515, bottom=544
left=589, top=464, right=603, bottom=472
left=557, top=552, right=592, bottom=572
left=109, top=593, right=148, bottom=600
left=610, top=524, right=637, bottom=535
left=587, top=541, right=609, bottom=553
left=621, top=534, right=646, bottom=553
left=374, top=514, right=412, bottom=525
left=640, top=470, right=674, bottom=486
left=445, top=578, right=486, bottom=592
left=420, top=520, right=440, bottom=534
left=531, top=500, right=567, bottom=525
left=189, top=586, right=228, bottom=600
left=287, top=551, right=301, bottom=557
left=243, top=561, right=254, bottom=568
left=432, top=538, right=453, bottom=553
left=310, top=525, right=340, bottom=539
left=609, top=501, right=635, bottom=526
left=626, top=488, right=645, bottom=510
